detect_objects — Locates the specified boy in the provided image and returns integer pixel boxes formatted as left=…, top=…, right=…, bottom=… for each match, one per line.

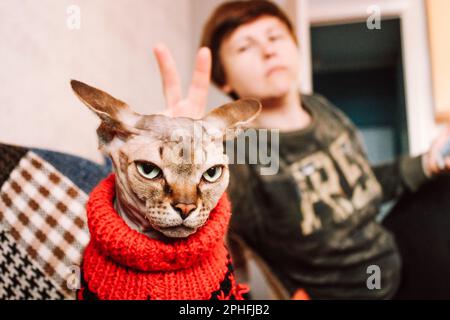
left=154, top=0, right=450, bottom=299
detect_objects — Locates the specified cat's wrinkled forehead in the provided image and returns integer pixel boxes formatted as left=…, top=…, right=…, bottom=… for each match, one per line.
left=134, top=115, right=221, bottom=142
left=122, top=120, right=227, bottom=167
left=135, top=115, right=194, bottom=132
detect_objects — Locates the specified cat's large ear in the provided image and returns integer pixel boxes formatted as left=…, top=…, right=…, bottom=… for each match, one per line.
left=71, top=80, right=140, bottom=151
left=202, top=99, right=261, bottom=140
left=70, top=80, right=139, bottom=130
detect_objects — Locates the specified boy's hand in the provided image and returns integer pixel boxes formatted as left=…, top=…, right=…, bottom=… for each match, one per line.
left=153, top=43, right=211, bottom=119
left=423, top=126, right=450, bottom=176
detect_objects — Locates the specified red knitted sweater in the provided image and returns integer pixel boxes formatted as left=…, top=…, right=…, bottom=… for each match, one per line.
left=77, top=174, right=248, bottom=300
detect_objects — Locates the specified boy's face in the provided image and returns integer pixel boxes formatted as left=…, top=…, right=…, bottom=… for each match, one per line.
left=219, top=15, right=300, bottom=100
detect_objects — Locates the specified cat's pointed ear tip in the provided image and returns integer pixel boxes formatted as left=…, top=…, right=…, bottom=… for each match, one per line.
left=70, top=79, right=87, bottom=93
left=240, top=98, right=262, bottom=114
left=240, top=97, right=261, bottom=106
left=243, top=97, right=260, bottom=103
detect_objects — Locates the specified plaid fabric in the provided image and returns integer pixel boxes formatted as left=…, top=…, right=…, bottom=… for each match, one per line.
left=0, top=144, right=27, bottom=186
left=0, top=226, right=64, bottom=299
left=0, top=149, right=91, bottom=299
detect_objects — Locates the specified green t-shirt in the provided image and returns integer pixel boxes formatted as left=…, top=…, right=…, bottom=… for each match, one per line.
left=226, top=93, right=429, bottom=299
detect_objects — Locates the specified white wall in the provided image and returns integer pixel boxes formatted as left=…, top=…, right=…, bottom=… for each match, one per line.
left=191, top=0, right=232, bottom=113
left=0, top=0, right=192, bottom=163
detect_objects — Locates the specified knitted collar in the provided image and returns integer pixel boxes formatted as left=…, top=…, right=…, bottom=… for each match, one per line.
left=85, top=174, right=231, bottom=272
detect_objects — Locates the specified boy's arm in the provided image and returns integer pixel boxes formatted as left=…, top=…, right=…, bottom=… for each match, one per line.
left=372, top=154, right=431, bottom=203
left=314, top=94, right=432, bottom=203
left=348, top=118, right=432, bottom=202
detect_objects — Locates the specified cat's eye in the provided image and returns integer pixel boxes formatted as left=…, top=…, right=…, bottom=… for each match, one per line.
left=202, top=166, right=223, bottom=183
left=136, top=162, right=161, bottom=180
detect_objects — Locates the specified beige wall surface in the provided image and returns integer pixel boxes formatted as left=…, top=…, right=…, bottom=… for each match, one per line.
left=0, top=0, right=192, bottom=162
left=426, top=0, right=450, bottom=122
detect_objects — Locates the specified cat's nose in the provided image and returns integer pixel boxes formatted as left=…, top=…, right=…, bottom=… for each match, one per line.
left=172, top=203, right=197, bottom=219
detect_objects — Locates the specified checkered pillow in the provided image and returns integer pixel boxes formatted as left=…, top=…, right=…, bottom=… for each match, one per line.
left=0, top=145, right=100, bottom=299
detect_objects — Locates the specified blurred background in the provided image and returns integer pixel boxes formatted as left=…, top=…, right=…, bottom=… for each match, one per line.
left=1, top=0, right=449, bottom=298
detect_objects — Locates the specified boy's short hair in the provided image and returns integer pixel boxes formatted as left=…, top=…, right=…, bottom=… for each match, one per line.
left=200, top=0, right=297, bottom=99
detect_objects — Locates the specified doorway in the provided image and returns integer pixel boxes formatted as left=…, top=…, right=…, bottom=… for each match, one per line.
left=311, top=19, right=408, bottom=164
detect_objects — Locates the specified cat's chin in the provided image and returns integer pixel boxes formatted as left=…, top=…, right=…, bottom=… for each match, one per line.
left=157, top=225, right=197, bottom=238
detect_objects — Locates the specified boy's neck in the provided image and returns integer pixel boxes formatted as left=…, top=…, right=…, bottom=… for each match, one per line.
left=251, top=89, right=312, bottom=132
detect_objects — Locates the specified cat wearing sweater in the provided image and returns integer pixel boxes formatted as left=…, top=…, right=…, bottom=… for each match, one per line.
left=70, top=80, right=260, bottom=300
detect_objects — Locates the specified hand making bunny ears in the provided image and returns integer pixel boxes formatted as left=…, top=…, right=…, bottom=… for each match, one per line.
left=153, top=43, right=212, bottom=119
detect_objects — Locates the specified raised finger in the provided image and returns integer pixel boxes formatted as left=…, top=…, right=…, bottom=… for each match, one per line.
left=187, top=47, right=212, bottom=115
left=153, top=43, right=182, bottom=108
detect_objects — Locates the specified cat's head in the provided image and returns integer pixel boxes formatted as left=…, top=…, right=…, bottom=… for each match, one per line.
left=71, top=80, right=260, bottom=238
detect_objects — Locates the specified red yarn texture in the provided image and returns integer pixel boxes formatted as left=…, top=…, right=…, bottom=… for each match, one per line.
left=77, top=174, right=248, bottom=300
